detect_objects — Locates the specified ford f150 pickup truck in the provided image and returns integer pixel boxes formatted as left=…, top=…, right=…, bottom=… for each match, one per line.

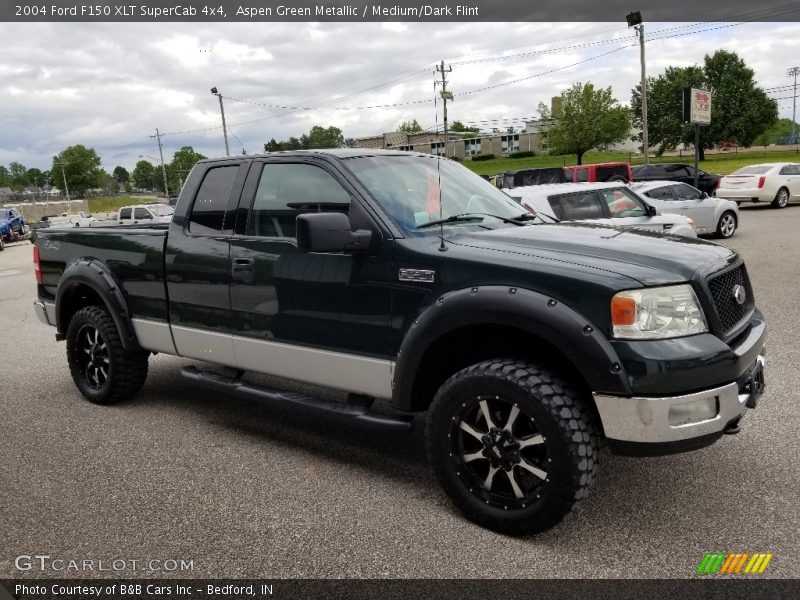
left=33, top=149, right=767, bottom=534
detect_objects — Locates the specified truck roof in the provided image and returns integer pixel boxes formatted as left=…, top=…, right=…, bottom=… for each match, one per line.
left=196, top=148, right=433, bottom=164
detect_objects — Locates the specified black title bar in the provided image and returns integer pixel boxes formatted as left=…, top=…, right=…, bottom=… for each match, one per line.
left=1, top=0, right=799, bottom=22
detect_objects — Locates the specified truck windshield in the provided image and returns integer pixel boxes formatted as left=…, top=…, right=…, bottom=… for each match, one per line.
left=344, top=155, right=527, bottom=233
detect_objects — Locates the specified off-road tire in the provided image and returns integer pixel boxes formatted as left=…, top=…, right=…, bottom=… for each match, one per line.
left=772, top=187, right=790, bottom=208
left=66, top=306, right=148, bottom=404
left=427, top=359, right=600, bottom=535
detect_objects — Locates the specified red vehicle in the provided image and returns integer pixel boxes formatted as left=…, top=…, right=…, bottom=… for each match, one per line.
left=564, top=162, right=633, bottom=183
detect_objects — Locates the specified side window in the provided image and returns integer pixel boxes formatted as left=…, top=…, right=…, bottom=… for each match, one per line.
left=597, top=166, right=627, bottom=181
left=189, top=165, right=239, bottom=235
left=119, top=208, right=131, bottom=220
left=674, top=184, right=703, bottom=200
left=646, top=186, right=675, bottom=200
left=779, top=164, right=800, bottom=175
left=134, top=207, right=152, bottom=219
left=574, top=168, right=589, bottom=183
left=548, top=192, right=605, bottom=220
left=599, top=188, right=647, bottom=217
left=248, top=163, right=351, bottom=238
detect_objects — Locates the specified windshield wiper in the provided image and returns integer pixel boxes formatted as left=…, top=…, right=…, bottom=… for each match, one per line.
left=416, top=212, right=528, bottom=229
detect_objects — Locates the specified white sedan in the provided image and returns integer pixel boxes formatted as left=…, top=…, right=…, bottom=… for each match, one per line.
left=506, top=182, right=697, bottom=237
left=631, top=181, right=740, bottom=239
left=716, top=162, right=800, bottom=208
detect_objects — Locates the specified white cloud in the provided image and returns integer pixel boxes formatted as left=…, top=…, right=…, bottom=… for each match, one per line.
left=0, top=21, right=797, bottom=171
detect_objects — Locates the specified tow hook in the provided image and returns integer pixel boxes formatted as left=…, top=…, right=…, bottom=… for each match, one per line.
left=723, top=417, right=743, bottom=435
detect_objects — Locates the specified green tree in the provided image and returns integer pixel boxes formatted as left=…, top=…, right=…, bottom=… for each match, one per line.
left=631, top=51, right=777, bottom=159
left=8, top=162, right=28, bottom=190
left=538, top=82, right=630, bottom=165
left=754, top=118, right=798, bottom=146
left=397, top=119, right=423, bottom=133
left=26, top=168, right=44, bottom=188
left=101, top=172, right=120, bottom=194
left=112, top=166, right=130, bottom=184
left=450, top=120, right=481, bottom=134
left=264, top=138, right=282, bottom=152
left=168, top=146, right=206, bottom=192
left=131, top=160, right=156, bottom=190
left=51, top=145, right=104, bottom=197
left=308, top=126, right=344, bottom=149
left=0, top=166, right=9, bottom=187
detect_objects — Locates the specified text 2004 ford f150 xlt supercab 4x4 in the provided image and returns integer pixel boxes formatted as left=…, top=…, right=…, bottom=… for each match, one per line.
left=33, top=150, right=767, bottom=534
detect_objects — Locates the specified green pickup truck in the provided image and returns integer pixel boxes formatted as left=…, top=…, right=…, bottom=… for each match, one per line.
left=33, top=150, right=767, bottom=534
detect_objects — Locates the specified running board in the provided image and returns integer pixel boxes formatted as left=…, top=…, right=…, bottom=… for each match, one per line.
left=180, top=366, right=412, bottom=433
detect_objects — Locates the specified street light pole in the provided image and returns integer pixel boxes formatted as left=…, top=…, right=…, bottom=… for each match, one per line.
left=789, top=66, right=799, bottom=140
left=627, top=11, right=648, bottom=164
left=211, top=87, right=230, bottom=156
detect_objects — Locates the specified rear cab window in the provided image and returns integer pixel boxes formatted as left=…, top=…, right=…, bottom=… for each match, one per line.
left=732, top=166, right=771, bottom=175
left=189, top=165, right=240, bottom=234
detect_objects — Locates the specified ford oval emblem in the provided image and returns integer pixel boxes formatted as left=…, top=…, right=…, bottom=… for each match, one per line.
left=733, top=284, right=746, bottom=306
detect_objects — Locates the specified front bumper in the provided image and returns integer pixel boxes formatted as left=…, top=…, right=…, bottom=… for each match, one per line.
left=34, top=300, right=56, bottom=327
left=595, top=352, right=765, bottom=456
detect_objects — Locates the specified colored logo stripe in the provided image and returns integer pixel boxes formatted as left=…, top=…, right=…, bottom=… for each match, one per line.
left=697, top=552, right=773, bottom=574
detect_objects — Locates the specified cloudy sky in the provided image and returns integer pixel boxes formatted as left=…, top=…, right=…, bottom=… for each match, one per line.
left=1, top=20, right=799, bottom=172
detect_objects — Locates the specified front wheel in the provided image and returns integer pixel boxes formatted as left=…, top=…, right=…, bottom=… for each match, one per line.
left=426, top=359, right=599, bottom=535
left=715, top=211, right=737, bottom=239
left=772, top=187, right=790, bottom=208
left=66, top=306, right=149, bottom=404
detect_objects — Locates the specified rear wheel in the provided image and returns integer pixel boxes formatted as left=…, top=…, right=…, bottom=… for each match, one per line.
left=715, top=211, right=737, bottom=239
left=772, top=187, right=790, bottom=208
left=427, top=359, right=599, bottom=535
left=66, top=306, right=149, bottom=404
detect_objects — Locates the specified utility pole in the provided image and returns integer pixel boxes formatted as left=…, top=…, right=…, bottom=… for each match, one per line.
left=54, top=161, right=70, bottom=202
left=435, top=61, right=453, bottom=151
left=150, top=128, right=170, bottom=198
left=627, top=11, right=648, bottom=163
left=789, top=66, right=799, bottom=139
left=211, top=87, right=230, bottom=156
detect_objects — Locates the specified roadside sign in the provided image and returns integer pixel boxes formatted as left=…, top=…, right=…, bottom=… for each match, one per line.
left=683, top=88, right=712, bottom=125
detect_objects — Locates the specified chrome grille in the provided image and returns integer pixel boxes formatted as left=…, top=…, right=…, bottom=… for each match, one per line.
left=708, top=265, right=753, bottom=333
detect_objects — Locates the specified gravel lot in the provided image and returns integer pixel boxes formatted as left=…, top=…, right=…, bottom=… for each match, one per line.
left=1, top=204, right=798, bottom=579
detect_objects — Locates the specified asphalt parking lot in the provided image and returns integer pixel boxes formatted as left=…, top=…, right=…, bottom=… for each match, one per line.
left=1, top=204, right=798, bottom=579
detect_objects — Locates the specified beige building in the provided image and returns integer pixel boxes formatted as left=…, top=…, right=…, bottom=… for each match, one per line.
left=356, top=129, right=546, bottom=159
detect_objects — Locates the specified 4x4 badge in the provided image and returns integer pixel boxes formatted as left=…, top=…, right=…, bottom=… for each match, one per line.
left=733, top=284, right=746, bottom=306
left=399, top=268, right=435, bottom=283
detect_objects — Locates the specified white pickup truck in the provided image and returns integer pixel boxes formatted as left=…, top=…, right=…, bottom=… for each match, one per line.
left=47, top=211, right=96, bottom=228
left=117, top=204, right=174, bottom=225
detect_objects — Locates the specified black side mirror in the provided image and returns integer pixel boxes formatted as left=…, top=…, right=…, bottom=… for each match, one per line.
left=702, top=191, right=709, bottom=199
left=296, top=212, right=371, bottom=253
left=646, top=204, right=658, bottom=217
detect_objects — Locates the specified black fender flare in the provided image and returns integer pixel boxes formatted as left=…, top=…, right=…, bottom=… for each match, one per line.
left=390, top=285, right=631, bottom=411
left=55, top=259, right=141, bottom=351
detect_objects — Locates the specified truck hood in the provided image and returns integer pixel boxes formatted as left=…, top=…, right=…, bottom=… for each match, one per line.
left=448, top=222, right=735, bottom=286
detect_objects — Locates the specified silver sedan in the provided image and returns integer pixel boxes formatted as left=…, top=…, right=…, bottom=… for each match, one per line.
left=631, top=181, right=740, bottom=239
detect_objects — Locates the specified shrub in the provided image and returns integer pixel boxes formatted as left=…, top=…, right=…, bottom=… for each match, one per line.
left=470, top=154, right=496, bottom=161
left=510, top=150, right=535, bottom=159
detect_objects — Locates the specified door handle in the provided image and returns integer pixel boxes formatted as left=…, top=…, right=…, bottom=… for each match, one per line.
left=231, top=257, right=255, bottom=282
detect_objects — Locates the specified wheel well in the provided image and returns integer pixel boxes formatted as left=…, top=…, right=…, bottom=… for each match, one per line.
left=58, top=283, right=105, bottom=332
left=407, top=324, right=602, bottom=430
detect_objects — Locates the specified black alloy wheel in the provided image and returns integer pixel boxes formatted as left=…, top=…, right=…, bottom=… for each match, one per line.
left=427, top=359, right=599, bottom=535
left=66, top=306, right=149, bottom=404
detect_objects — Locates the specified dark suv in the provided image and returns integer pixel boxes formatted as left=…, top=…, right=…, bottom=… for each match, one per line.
left=632, top=163, right=721, bottom=195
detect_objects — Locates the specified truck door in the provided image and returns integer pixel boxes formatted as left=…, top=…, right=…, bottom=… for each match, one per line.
left=165, top=161, right=247, bottom=363
left=227, top=157, right=394, bottom=396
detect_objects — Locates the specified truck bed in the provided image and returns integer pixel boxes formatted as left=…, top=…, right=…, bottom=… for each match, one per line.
left=35, top=226, right=171, bottom=323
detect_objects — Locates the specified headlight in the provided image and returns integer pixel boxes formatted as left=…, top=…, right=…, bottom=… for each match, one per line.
left=611, top=284, right=707, bottom=339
